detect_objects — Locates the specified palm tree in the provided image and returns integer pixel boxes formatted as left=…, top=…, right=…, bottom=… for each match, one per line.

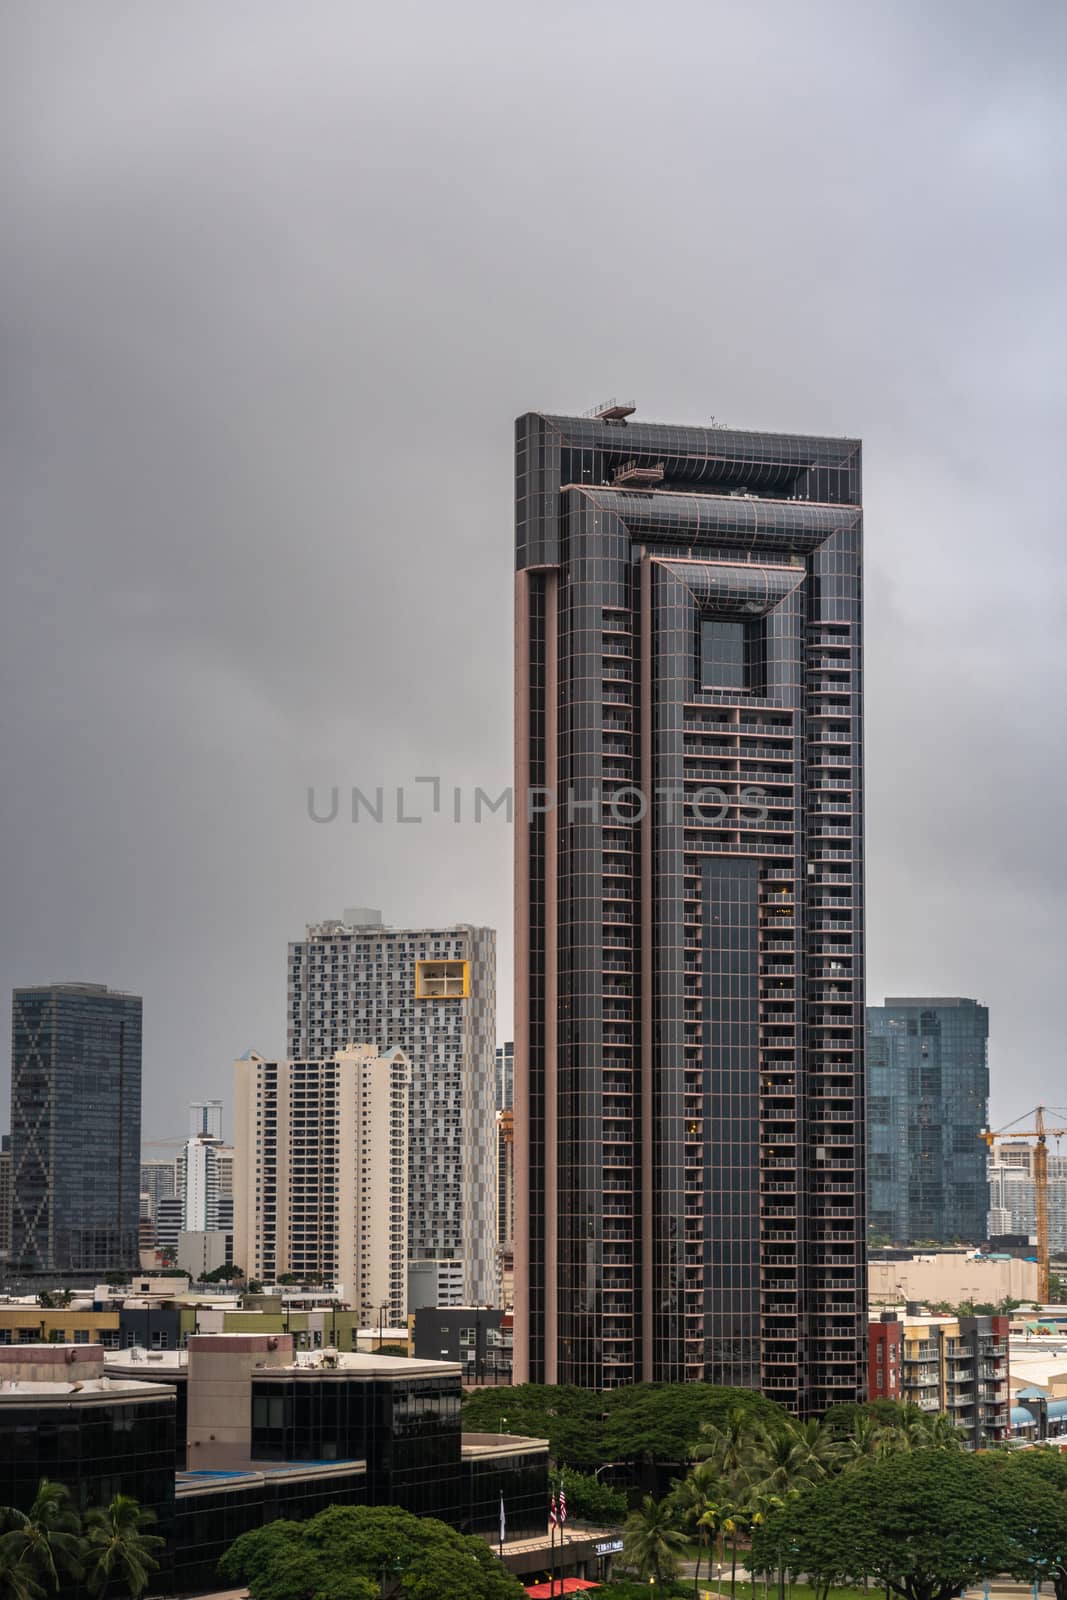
left=747, top=1418, right=838, bottom=1499
left=669, top=1463, right=725, bottom=1600
left=83, top=1497, right=165, bottom=1599
left=838, top=1411, right=892, bottom=1463
left=0, top=1481, right=83, bottom=1594
left=622, top=1494, right=689, bottom=1584
left=0, top=1547, right=45, bottom=1600
left=876, top=1401, right=962, bottom=1454
left=696, top=1406, right=757, bottom=1478
left=921, top=1412, right=964, bottom=1451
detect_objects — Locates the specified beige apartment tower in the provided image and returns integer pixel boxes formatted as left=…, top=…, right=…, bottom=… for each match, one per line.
left=234, top=1045, right=410, bottom=1322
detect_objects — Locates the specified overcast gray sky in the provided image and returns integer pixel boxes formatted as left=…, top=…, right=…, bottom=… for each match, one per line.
left=2, top=1, right=1065, bottom=1142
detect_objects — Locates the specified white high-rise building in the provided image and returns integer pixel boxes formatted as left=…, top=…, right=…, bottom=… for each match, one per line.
left=287, top=910, right=497, bottom=1305
left=190, top=1100, right=224, bottom=1141
left=988, top=1140, right=1067, bottom=1254
left=176, top=1099, right=232, bottom=1234
left=233, top=1045, right=411, bottom=1322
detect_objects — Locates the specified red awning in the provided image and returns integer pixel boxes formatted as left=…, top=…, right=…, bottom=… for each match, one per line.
left=524, top=1582, right=600, bottom=1597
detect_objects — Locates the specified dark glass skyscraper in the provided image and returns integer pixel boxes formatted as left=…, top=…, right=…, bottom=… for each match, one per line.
left=867, top=997, right=989, bottom=1245
left=9, top=983, right=142, bottom=1273
left=514, top=407, right=867, bottom=1412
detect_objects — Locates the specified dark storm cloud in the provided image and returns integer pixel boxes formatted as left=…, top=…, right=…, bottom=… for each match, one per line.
left=2, top=0, right=1065, bottom=1136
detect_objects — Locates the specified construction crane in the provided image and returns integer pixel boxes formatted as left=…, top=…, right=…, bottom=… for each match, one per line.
left=982, top=1105, right=1067, bottom=1302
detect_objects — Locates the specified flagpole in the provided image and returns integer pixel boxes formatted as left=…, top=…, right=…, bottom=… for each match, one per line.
left=550, top=1510, right=556, bottom=1598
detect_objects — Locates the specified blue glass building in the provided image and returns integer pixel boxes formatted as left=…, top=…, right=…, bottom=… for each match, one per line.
left=9, top=982, right=142, bottom=1273
left=867, top=997, right=989, bottom=1244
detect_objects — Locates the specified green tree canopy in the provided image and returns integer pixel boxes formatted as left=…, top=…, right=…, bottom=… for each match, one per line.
left=556, top=1467, right=626, bottom=1526
left=200, top=1263, right=243, bottom=1284
left=461, top=1384, right=607, bottom=1468
left=990, top=1450, right=1067, bottom=1600
left=462, top=1382, right=787, bottom=1474
left=750, top=1449, right=1008, bottom=1600
left=218, top=1504, right=523, bottom=1600
left=603, top=1384, right=785, bottom=1470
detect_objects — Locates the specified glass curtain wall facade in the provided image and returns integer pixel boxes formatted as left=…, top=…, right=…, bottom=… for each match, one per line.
left=10, top=983, right=142, bottom=1274
left=867, top=997, right=989, bottom=1244
left=514, top=410, right=867, bottom=1412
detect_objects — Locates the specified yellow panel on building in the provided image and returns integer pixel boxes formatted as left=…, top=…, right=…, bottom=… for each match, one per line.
left=414, top=960, right=470, bottom=999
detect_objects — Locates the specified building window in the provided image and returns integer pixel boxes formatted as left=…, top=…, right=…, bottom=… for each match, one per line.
left=73, top=1330, right=90, bottom=1344
left=151, top=1330, right=169, bottom=1350
left=415, top=960, right=469, bottom=999
left=700, top=618, right=751, bottom=691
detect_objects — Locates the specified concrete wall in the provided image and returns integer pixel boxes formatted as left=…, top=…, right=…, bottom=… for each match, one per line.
left=176, top=1230, right=231, bottom=1280
left=0, top=1343, right=105, bottom=1382
left=869, top=1254, right=1038, bottom=1306
left=185, top=1332, right=292, bottom=1468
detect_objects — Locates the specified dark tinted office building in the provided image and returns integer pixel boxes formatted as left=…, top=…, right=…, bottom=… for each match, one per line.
left=867, top=997, right=989, bottom=1244
left=514, top=407, right=866, bottom=1412
left=10, top=983, right=142, bottom=1274
left=0, top=1347, right=174, bottom=1569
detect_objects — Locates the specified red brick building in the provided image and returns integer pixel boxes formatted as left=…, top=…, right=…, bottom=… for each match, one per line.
left=868, top=1314, right=903, bottom=1400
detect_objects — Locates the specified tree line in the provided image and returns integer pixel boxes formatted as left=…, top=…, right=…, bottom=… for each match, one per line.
left=614, top=1401, right=1067, bottom=1600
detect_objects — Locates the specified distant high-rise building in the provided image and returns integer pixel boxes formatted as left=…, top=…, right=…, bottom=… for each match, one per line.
left=175, top=1099, right=232, bottom=1235
left=214, top=1144, right=234, bottom=1198
left=177, top=1140, right=231, bottom=1233
left=189, top=1101, right=223, bottom=1141
left=496, top=1042, right=514, bottom=1113
left=233, top=1045, right=411, bottom=1322
left=139, top=1159, right=177, bottom=1247
left=288, top=911, right=497, bottom=1305
left=514, top=407, right=867, bottom=1410
left=988, top=1141, right=1067, bottom=1255
left=867, top=997, right=989, bottom=1244
left=154, top=1196, right=183, bottom=1257
left=10, top=983, right=142, bottom=1273
left=406, top=1257, right=466, bottom=1311
left=0, top=1136, right=11, bottom=1258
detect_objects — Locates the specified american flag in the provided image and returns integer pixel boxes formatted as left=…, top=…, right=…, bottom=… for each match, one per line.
left=558, top=1484, right=567, bottom=1525
left=549, top=1492, right=558, bottom=1527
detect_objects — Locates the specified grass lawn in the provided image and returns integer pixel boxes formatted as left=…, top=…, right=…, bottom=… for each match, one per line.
left=676, top=1566, right=871, bottom=1600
